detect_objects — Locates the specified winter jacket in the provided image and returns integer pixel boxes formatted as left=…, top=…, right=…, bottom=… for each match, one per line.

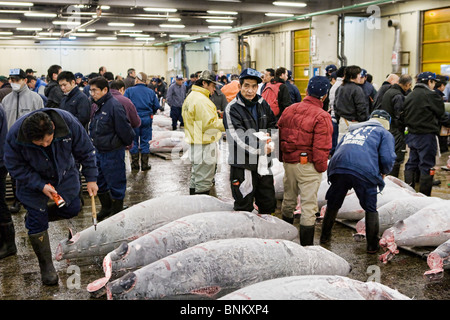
left=124, top=83, right=160, bottom=119
left=32, top=78, right=47, bottom=96
left=44, top=80, right=64, bottom=108
left=4, top=108, right=98, bottom=211
left=403, top=83, right=445, bottom=135
left=0, top=83, right=12, bottom=102
left=59, top=86, right=91, bottom=129
left=1, top=84, right=44, bottom=129
left=285, top=81, right=302, bottom=104
left=327, top=119, right=396, bottom=190
left=278, top=96, right=333, bottom=173
left=124, top=75, right=135, bottom=89
left=166, top=82, right=186, bottom=108
left=221, top=80, right=240, bottom=103
left=267, top=78, right=292, bottom=117
left=373, top=82, right=391, bottom=110
left=89, top=91, right=135, bottom=153
left=210, top=87, right=228, bottom=112
left=223, top=91, right=277, bottom=171
left=380, top=83, right=408, bottom=131
left=182, top=85, right=225, bottom=145
left=110, top=89, right=141, bottom=128
left=335, top=81, right=369, bottom=123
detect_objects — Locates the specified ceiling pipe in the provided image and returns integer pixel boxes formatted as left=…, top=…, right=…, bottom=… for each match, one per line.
left=152, top=0, right=395, bottom=47
left=63, top=7, right=102, bottom=38
left=388, top=19, right=402, bottom=74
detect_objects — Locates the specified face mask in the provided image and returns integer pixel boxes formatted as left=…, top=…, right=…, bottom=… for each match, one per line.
left=11, top=83, right=22, bottom=91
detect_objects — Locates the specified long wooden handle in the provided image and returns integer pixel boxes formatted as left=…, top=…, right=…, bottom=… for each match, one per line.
left=91, top=195, right=97, bottom=230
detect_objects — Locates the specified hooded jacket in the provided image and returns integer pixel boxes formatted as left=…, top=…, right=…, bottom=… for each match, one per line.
left=327, top=119, right=396, bottom=190
left=182, top=85, right=225, bottom=145
left=2, top=84, right=44, bottom=129
left=278, top=96, right=333, bottom=173
left=4, top=108, right=97, bottom=211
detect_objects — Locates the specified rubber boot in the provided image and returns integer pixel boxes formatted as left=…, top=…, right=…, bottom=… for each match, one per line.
left=97, top=191, right=113, bottom=221
left=0, top=221, right=17, bottom=259
left=419, top=174, right=433, bottom=197
left=195, top=190, right=211, bottom=195
left=189, top=188, right=195, bottom=195
left=389, top=163, right=400, bottom=178
left=29, top=231, right=58, bottom=285
left=282, top=215, right=294, bottom=224
left=9, top=180, right=21, bottom=213
left=130, top=153, right=140, bottom=171
left=403, top=170, right=415, bottom=189
left=320, top=208, right=339, bottom=244
left=111, top=198, right=124, bottom=215
left=365, top=211, right=380, bottom=254
left=299, top=225, right=315, bottom=246
left=141, top=153, right=151, bottom=171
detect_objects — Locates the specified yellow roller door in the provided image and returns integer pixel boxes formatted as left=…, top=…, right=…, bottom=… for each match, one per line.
left=293, top=29, right=310, bottom=96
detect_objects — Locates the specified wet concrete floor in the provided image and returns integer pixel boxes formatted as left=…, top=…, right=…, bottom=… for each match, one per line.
left=0, top=137, right=449, bottom=300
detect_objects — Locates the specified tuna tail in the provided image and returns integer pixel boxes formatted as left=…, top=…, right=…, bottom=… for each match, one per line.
left=109, top=242, right=129, bottom=261
left=54, top=228, right=78, bottom=261
left=106, top=272, right=137, bottom=300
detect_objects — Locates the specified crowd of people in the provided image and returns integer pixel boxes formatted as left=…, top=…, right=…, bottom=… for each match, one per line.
left=0, top=62, right=448, bottom=286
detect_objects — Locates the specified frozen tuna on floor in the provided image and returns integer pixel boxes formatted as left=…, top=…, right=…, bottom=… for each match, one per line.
left=379, top=201, right=450, bottom=263
left=423, top=239, right=450, bottom=282
left=87, top=211, right=299, bottom=295
left=106, top=238, right=351, bottom=300
left=219, top=275, right=411, bottom=300
left=353, top=196, right=444, bottom=241
left=54, top=195, right=234, bottom=261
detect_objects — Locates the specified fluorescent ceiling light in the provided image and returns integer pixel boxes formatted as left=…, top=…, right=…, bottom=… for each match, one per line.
left=68, top=36, right=76, bottom=40
left=265, top=13, right=294, bottom=17
left=78, top=29, right=96, bottom=32
left=0, top=2, right=33, bottom=6
left=159, top=24, right=185, bottom=28
left=168, top=18, right=181, bottom=22
left=144, top=8, right=177, bottom=12
left=128, top=34, right=152, bottom=37
left=273, top=1, right=307, bottom=7
left=0, top=31, right=13, bottom=35
left=71, top=32, right=96, bottom=37
left=97, top=36, right=117, bottom=40
left=108, top=22, right=135, bottom=27
left=37, top=37, right=59, bottom=40
left=119, top=30, right=142, bottom=33
left=208, top=25, right=232, bottom=29
left=52, top=20, right=81, bottom=26
left=24, top=12, right=57, bottom=18
left=0, top=10, right=27, bottom=14
left=16, top=27, right=42, bottom=31
left=0, top=36, right=12, bottom=39
left=0, top=19, right=21, bottom=24
left=100, top=6, right=110, bottom=10
left=169, top=34, right=190, bottom=38
left=207, top=10, right=238, bottom=15
left=206, top=19, right=233, bottom=23
left=135, top=37, right=155, bottom=41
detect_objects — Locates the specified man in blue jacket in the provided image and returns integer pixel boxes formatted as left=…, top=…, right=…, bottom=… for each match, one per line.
left=124, top=72, right=160, bottom=171
left=320, top=110, right=396, bottom=253
left=4, top=108, right=98, bottom=285
left=89, top=77, right=135, bottom=220
left=166, top=75, right=186, bottom=130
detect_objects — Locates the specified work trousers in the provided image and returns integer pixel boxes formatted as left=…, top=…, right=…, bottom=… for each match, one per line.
left=170, top=106, right=184, bottom=130
left=130, top=116, right=152, bottom=154
left=96, top=148, right=127, bottom=200
left=189, top=143, right=218, bottom=193
left=281, top=162, right=322, bottom=226
left=0, top=166, right=11, bottom=224
left=404, top=133, right=437, bottom=176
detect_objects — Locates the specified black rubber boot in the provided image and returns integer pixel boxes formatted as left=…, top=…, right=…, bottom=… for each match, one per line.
left=389, top=163, right=400, bottom=178
left=9, top=180, right=21, bottom=213
left=141, top=153, right=151, bottom=171
left=189, top=188, right=195, bottom=195
left=29, top=231, right=58, bottom=285
left=97, top=191, right=113, bottom=221
left=320, top=208, right=339, bottom=244
left=419, top=174, right=434, bottom=196
left=111, top=199, right=124, bottom=215
left=365, top=211, right=380, bottom=254
left=403, top=170, right=415, bottom=189
left=282, top=215, right=294, bottom=225
left=0, top=221, right=17, bottom=259
left=299, top=225, right=315, bottom=246
left=195, top=190, right=211, bottom=195
left=130, top=153, right=140, bottom=171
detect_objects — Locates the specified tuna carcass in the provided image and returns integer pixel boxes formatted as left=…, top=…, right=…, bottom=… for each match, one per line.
left=319, top=185, right=423, bottom=221
left=423, top=239, right=450, bottom=282
left=87, top=211, right=298, bottom=295
left=353, top=197, right=443, bottom=241
left=54, top=195, right=234, bottom=261
left=106, top=238, right=351, bottom=300
left=379, top=201, right=450, bottom=263
left=219, top=275, right=410, bottom=300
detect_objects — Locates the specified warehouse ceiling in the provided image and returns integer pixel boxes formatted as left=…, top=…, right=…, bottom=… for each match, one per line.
left=0, top=0, right=401, bottom=44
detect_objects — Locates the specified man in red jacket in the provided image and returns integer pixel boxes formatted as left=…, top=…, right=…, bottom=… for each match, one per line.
left=278, top=76, right=333, bottom=246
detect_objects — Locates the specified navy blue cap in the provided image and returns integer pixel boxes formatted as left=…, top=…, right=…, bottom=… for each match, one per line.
left=325, top=64, right=337, bottom=73
left=307, top=76, right=330, bottom=98
left=417, top=72, right=436, bottom=81
left=239, top=68, right=262, bottom=83
left=360, top=69, right=368, bottom=77
left=370, top=109, right=391, bottom=130
left=287, top=70, right=293, bottom=80
left=74, top=72, right=83, bottom=79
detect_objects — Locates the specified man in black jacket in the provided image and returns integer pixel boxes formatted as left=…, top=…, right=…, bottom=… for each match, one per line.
left=379, top=74, right=412, bottom=177
left=403, top=72, right=445, bottom=196
left=373, top=73, right=399, bottom=110
left=44, top=64, right=63, bottom=108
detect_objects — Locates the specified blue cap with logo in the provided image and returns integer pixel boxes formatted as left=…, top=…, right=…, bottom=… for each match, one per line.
left=417, top=72, right=436, bottom=81
left=239, top=68, right=262, bottom=84
left=74, top=72, right=83, bottom=79
left=360, top=69, right=368, bottom=77
left=9, top=68, right=26, bottom=79
left=307, top=76, right=330, bottom=98
left=325, top=64, right=337, bottom=73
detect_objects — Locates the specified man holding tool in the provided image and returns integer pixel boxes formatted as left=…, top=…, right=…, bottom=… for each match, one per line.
left=4, top=109, right=98, bottom=286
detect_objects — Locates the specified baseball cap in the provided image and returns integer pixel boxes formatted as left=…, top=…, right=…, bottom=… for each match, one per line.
left=370, top=110, right=391, bottom=130
left=417, top=72, right=436, bottom=82
left=9, top=68, right=27, bottom=79
left=307, top=76, right=330, bottom=99
left=0, top=76, right=8, bottom=82
left=175, top=74, right=184, bottom=80
left=325, top=64, right=337, bottom=73
left=287, top=70, right=293, bottom=80
left=136, top=72, right=148, bottom=83
left=360, top=69, right=368, bottom=77
left=26, top=68, right=37, bottom=74
left=74, top=72, right=83, bottom=79
left=198, top=70, right=219, bottom=85
left=239, top=68, right=262, bottom=84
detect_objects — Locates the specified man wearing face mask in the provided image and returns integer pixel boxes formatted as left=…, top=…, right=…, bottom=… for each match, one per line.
left=2, top=68, right=44, bottom=214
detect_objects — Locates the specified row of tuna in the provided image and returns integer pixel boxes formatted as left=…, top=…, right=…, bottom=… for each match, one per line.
left=55, top=195, right=409, bottom=300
